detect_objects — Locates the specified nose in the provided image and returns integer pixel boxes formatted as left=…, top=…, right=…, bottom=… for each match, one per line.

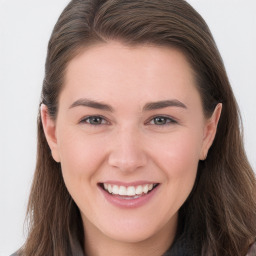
left=108, top=128, right=147, bottom=173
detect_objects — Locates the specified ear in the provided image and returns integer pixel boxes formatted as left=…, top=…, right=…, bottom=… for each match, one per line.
left=200, top=103, right=222, bottom=160
left=40, top=104, right=61, bottom=163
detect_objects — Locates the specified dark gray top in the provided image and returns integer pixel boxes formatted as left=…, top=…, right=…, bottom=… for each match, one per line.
left=10, top=241, right=256, bottom=255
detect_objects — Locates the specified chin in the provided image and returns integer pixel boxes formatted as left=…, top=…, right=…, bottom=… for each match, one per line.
left=103, top=227, right=158, bottom=244
left=97, top=215, right=169, bottom=244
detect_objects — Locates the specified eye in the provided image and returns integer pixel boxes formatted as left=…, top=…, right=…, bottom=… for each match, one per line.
left=149, top=116, right=177, bottom=126
left=80, top=116, right=108, bottom=125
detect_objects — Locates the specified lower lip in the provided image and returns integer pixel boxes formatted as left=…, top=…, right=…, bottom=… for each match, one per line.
left=99, top=185, right=160, bottom=209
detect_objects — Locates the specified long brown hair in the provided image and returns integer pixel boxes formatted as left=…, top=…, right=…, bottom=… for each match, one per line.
left=18, top=0, right=256, bottom=255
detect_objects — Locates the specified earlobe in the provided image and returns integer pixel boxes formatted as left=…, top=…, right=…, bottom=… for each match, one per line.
left=200, top=103, right=222, bottom=160
left=40, top=104, right=61, bottom=163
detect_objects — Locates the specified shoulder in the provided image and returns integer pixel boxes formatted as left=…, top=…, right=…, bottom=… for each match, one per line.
left=246, top=241, right=256, bottom=256
left=10, top=252, right=19, bottom=256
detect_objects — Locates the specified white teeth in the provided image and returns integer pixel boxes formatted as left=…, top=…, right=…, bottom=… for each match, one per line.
left=127, top=186, right=136, bottom=196
left=112, top=185, right=119, bottom=194
left=118, top=186, right=126, bottom=196
left=135, top=185, right=143, bottom=195
left=102, top=183, right=156, bottom=196
left=107, top=184, right=112, bottom=194
left=143, top=184, right=149, bottom=194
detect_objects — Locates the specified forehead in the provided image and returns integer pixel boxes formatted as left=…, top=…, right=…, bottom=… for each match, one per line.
left=61, top=41, right=201, bottom=110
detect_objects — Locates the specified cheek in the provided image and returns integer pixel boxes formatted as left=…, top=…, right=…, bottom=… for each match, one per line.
left=57, top=129, right=108, bottom=212
left=57, top=127, right=107, bottom=183
left=149, top=130, right=201, bottom=208
left=153, top=130, right=202, bottom=175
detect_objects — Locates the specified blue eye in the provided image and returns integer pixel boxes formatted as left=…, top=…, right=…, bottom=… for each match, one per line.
left=81, top=116, right=107, bottom=125
left=150, top=116, right=177, bottom=125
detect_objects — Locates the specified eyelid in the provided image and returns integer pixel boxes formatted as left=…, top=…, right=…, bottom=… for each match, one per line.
left=78, top=114, right=178, bottom=127
left=79, top=115, right=110, bottom=125
left=146, top=115, right=178, bottom=125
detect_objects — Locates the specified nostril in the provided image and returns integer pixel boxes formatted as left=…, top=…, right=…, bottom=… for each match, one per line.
left=108, top=156, right=147, bottom=172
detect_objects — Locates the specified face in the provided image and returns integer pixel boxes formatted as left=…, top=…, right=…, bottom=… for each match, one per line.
left=42, top=42, right=221, bottom=247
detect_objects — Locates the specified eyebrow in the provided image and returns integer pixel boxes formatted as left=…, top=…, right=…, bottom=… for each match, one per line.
left=69, top=98, right=114, bottom=112
left=69, top=98, right=187, bottom=112
left=143, top=99, right=187, bottom=111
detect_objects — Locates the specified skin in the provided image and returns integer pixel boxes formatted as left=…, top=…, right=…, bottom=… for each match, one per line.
left=41, top=41, right=222, bottom=256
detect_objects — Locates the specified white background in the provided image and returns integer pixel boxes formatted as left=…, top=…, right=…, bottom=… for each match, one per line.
left=0, top=0, right=255, bottom=255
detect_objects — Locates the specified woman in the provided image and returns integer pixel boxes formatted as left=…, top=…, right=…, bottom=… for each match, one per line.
left=13, top=0, right=256, bottom=255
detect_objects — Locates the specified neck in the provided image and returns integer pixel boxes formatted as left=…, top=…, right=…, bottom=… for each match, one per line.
left=83, top=214, right=178, bottom=256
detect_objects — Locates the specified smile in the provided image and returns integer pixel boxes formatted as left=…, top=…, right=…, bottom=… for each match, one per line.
left=100, top=183, right=159, bottom=197
left=98, top=182, right=160, bottom=208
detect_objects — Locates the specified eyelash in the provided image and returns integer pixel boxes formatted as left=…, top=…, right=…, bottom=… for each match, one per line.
left=79, top=115, right=177, bottom=127
left=80, top=115, right=109, bottom=126
left=148, top=115, right=177, bottom=126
